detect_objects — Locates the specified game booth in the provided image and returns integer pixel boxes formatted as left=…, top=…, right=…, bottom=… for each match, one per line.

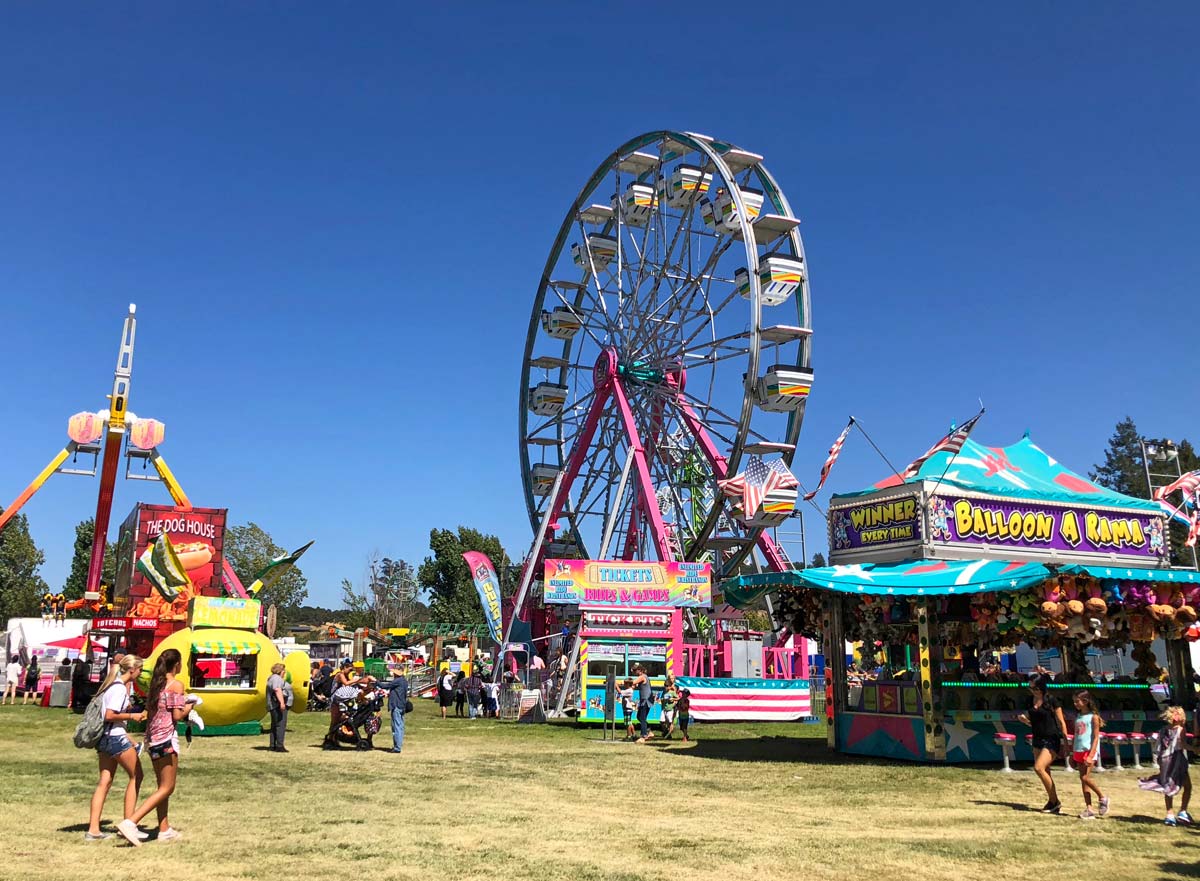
left=723, top=435, right=1198, bottom=763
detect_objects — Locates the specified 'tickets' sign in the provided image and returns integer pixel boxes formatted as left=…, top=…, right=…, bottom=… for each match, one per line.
left=927, top=495, right=1167, bottom=561
left=542, top=560, right=711, bottom=607
left=113, top=503, right=227, bottom=620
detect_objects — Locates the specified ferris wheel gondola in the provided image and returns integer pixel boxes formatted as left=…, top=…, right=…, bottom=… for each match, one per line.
left=519, top=131, right=813, bottom=577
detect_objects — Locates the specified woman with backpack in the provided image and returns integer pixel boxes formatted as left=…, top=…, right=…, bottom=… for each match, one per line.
left=21, top=655, right=39, bottom=704
left=119, top=649, right=192, bottom=844
left=85, top=654, right=146, bottom=842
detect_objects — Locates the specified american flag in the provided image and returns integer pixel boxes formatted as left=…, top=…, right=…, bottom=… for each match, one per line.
left=803, top=420, right=853, bottom=500
left=1154, top=469, right=1200, bottom=502
left=901, top=411, right=984, bottom=480
left=718, top=455, right=797, bottom=517
left=1187, top=490, right=1200, bottom=549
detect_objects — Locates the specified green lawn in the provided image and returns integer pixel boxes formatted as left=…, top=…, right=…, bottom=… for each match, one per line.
left=1, top=700, right=1198, bottom=881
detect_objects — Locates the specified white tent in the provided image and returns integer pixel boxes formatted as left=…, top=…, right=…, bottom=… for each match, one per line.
left=4, top=617, right=88, bottom=665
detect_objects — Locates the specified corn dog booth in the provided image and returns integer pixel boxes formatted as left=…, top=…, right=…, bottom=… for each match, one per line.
left=724, top=435, right=1198, bottom=763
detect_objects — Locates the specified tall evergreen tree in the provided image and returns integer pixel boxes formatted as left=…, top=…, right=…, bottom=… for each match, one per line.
left=810, top=552, right=827, bottom=568
left=62, top=519, right=118, bottom=600
left=1089, top=416, right=1148, bottom=498
left=0, top=511, right=49, bottom=621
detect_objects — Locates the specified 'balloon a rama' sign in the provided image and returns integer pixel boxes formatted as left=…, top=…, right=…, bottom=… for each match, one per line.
left=830, top=492, right=1168, bottom=565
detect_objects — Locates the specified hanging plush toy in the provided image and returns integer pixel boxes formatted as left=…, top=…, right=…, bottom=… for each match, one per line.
left=1128, top=609, right=1155, bottom=643
left=1060, top=575, right=1085, bottom=618
left=1124, top=581, right=1153, bottom=610
left=1148, top=584, right=1177, bottom=626
left=1083, top=579, right=1108, bottom=618
left=1177, top=586, right=1199, bottom=626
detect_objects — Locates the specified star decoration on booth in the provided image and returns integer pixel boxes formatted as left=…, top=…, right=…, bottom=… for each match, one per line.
left=831, top=564, right=878, bottom=582
left=943, top=721, right=981, bottom=760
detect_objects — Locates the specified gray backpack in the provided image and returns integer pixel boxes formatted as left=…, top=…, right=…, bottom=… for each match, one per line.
left=74, top=684, right=119, bottom=749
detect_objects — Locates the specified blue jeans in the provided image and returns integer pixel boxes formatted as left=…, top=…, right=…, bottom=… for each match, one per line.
left=637, top=702, right=650, bottom=738
left=390, top=709, right=405, bottom=752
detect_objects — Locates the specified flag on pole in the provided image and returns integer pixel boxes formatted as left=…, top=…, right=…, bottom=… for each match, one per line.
left=901, top=411, right=984, bottom=480
left=803, top=420, right=853, bottom=500
left=137, top=533, right=190, bottom=601
left=247, top=541, right=314, bottom=597
left=1154, top=469, right=1200, bottom=502
left=766, top=457, right=799, bottom=491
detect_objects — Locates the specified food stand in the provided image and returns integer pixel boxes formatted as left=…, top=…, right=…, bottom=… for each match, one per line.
left=724, top=435, right=1198, bottom=762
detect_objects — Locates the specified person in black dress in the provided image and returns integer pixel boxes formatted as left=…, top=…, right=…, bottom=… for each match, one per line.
left=1017, top=673, right=1071, bottom=813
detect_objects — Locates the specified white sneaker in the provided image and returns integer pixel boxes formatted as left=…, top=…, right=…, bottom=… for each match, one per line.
left=116, top=819, right=143, bottom=847
left=158, top=827, right=182, bottom=842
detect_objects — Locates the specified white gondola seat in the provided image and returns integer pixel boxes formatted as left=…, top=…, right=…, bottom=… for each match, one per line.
left=732, top=487, right=798, bottom=527
left=541, top=306, right=582, bottom=340
left=757, top=253, right=805, bottom=306
left=713, top=187, right=764, bottom=233
left=530, top=464, right=560, bottom=496
left=611, top=183, right=656, bottom=227
left=528, top=382, right=568, bottom=416
left=572, top=234, right=618, bottom=271
left=657, top=164, right=712, bottom=209
left=755, top=365, right=814, bottom=413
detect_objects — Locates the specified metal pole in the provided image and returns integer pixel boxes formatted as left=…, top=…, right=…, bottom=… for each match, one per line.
left=494, top=469, right=567, bottom=684
left=598, top=452, right=635, bottom=559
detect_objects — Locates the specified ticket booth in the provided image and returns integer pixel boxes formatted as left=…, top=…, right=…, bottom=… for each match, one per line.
left=577, top=605, right=683, bottom=723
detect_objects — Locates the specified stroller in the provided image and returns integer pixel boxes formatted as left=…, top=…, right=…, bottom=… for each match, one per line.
left=324, top=688, right=384, bottom=750
left=308, top=670, right=334, bottom=712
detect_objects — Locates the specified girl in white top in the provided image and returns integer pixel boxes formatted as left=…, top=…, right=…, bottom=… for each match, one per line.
left=86, top=655, right=147, bottom=844
left=3, top=656, right=21, bottom=705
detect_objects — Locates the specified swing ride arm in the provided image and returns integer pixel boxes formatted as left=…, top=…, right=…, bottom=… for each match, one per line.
left=0, top=443, right=78, bottom=534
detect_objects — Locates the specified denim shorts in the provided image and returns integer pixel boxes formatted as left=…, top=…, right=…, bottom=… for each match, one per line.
left=96, top=733, right=135, bottom=757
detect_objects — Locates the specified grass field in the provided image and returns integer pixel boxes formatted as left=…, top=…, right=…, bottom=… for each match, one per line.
left=1, top=700, right=1198, bottom=881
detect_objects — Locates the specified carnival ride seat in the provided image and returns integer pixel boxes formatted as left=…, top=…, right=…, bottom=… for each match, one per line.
left=528, top=382, right=568, bottom=417
left=753, top=365, right=814, bottom=414
left=571, top=234, right=617, bottom=272
left=735, top=253, right=805, bottom=308
left=701, top=186, right=764, bottom=233
left=994, top=732, right=1017, bottom=772
left=732, top=486, right=798, bottom=528
left=656, top=164, right=712, bottom=209
left=612, top=183, right=657, bottom=227
left=540, top=306, right=582, bottom=340
left=530, top=464, right=560, bottom=496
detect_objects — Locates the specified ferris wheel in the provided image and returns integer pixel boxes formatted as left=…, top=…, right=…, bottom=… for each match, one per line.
left=519, top=131, right=813, bottom=577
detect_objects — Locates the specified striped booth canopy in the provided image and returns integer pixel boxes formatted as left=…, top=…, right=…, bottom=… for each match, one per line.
left=191, top=640, right=261, bottom=656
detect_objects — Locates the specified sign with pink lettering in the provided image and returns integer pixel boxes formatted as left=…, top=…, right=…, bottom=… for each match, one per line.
left=542, top=560, right=711, bottom=608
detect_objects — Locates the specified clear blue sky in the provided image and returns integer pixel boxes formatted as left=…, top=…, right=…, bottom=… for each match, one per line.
left=3, top=4, right=1198, bottom=607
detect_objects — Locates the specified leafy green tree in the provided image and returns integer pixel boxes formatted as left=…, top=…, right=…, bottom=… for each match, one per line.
left=418, top=527, right=511, bottom=626
left=62, top=519, right=117, bottom=600
left=339, top=554, right=421, bottom=631
left=0, top=511, right=49, bottom=621
left=224, top=522, right=308, bottom=614
left=810, top=552, right=827, bottom=568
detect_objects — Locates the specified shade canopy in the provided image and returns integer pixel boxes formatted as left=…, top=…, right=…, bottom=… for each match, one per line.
left=191, top=640, right=260, bottom=656
left=840, top=435, right=1161, bottom=513
left=722, top=558, right=1200, bottom=605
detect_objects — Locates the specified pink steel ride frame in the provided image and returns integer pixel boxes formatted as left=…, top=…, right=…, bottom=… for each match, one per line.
left=543, top=349, right=673, bottom=563
left=669, top=373, right=791, bottom=572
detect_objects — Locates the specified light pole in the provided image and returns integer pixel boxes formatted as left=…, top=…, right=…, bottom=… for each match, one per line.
left=1140, top=437, right=1199, bottom=570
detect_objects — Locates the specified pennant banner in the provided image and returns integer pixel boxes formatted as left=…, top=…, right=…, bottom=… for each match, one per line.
left=247, top=541, right=314, bottom=597
left=463, top=551, right=503, bottom=644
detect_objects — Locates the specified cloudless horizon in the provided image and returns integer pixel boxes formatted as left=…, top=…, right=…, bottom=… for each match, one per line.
left=3, top=4, right=1198, bottom=608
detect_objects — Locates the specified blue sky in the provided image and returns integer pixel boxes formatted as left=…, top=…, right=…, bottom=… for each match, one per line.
left=2, top=4, right=1198, bottom=607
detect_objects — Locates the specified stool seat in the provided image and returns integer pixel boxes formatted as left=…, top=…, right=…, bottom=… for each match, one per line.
left=1129, top=733, right=1147, bottom=742
left=1024, top=734, right=1033, bottom=741
left=995, top=733, right=1017, bottom=742
left=1104, top=733, right=1128, bottom=742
